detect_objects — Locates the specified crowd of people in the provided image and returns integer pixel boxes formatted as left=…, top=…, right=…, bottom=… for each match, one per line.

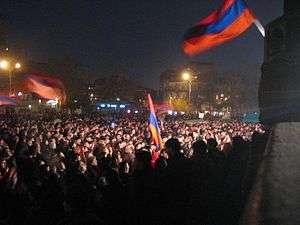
left=0, top=111, right=268, bottom=225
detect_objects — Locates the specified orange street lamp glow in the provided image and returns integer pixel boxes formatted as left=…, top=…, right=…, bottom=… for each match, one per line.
left=182, top=72, right=191, bottom=81
left=15, top=63, right=21, bottom=69
left=0, top=60, right=9, bottom=70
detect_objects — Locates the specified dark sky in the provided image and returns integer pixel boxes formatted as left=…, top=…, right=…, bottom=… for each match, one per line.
left=2, top=0, right=283, bottom=88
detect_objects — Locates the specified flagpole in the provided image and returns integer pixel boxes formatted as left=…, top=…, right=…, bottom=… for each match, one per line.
left=253, top=19, right=265, bottom=37
left=243, top=0, right=265, bottom=37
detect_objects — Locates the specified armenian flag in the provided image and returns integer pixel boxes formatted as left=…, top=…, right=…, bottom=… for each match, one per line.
left=0, top=96, right=17, bottom=106
left=147, top=94, right=163, bottom=149
left=182, top=0, right=255, bottom=56
left=24, top=74, right=66, bottom=103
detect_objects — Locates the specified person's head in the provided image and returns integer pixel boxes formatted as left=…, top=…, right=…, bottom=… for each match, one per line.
left=0, top=159, right=7, bottom=170
left=78, top=161, right=87, bottom=174
left=87, top=155, right=98, bottom=166
left=125, top=144, right=134, bottom=154
left=0, top=139, right=5, bottom=146
left=155, top=157, right=168, bottom=171
left=134, top=149, right=152, bottom=172
left=222, top=143, right=232, bottom=157
left=192, top=140, right=207, bottom=159
left=207, top=138, right=218, bottom=151
left=119, top=161, right=130, bottom=174
left=27, top=138, right=33, bottom=146
left=49, top=138, right=56, bottom=150
left=165, top=138, right=182, bottom=158
left=232, top=136, right=246, bottom=151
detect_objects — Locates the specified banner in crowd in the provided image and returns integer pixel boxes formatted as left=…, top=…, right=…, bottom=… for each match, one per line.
left=24, top=74, right=66, bottom=103
left=0, top=96, right=17, bottom=106
left=182, top=0, right=255, bottom=56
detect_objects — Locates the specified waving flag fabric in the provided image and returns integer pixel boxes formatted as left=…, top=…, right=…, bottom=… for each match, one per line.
left=0, top=96, right=17, bottom=106
left=182, top=0, right=255, bottom=56
left=153, top=103, right=172, bottom=113
left=24, top=74, right=66, bottom=103
left=147, top=94, right=163, bottom=149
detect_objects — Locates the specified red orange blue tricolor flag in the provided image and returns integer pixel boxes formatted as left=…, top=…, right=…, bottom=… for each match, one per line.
left=0, top=96, right=17, bottom=106
left=147, top=94, right=163, bottom=149
left=182, top=0, right=256, bottom=56
left=24, top=74, right=66, bottom=103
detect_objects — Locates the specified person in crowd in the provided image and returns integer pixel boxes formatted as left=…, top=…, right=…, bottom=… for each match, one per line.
left=58, top=175, right=102, bottom=225
left=192, top=139, right=207, bottom=161
left=222, top=136, right=250, bottom=225
left=152, top=138, right=196, bottom=225
left=130, top=150, right=156, bottom=224
left=205, top=138, right=227, bottom=225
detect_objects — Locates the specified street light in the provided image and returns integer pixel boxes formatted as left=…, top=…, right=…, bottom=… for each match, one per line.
left=15, top=63, right=21, bottom=69
left=0, top=60, right=9, bottom=69
left=182, top=72, right=191, bottom=81
left=0, top=59, right=22, bottom=96
left=182, top=71, right=192, bottom=102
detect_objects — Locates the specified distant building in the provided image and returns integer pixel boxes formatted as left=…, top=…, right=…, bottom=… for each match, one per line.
left=159, top=62, right=215, bottom=110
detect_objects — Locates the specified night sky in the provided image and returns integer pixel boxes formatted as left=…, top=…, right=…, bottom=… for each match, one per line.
left=2, top=0, right=283, bottom=88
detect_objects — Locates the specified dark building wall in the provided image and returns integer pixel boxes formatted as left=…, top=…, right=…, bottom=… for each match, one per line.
left=284, top=0, right=300, bottom=16
left=242, top=3, right=300, bottom=225
left=259, top=0, right=300, bottom=124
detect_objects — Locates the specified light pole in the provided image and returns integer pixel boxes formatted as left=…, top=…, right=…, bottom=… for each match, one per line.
left=0, top=60, right=21, bottom=96
left=182, top=71, right=192, bottom=102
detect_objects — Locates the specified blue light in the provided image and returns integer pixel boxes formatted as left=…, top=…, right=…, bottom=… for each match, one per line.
left=100, top=104, right=106, bottom=108
left=119, top=104, right=126, bottom=108
left=111, top=104, right=117, bottom=108
left=107, top=104, right=111, bottom=108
